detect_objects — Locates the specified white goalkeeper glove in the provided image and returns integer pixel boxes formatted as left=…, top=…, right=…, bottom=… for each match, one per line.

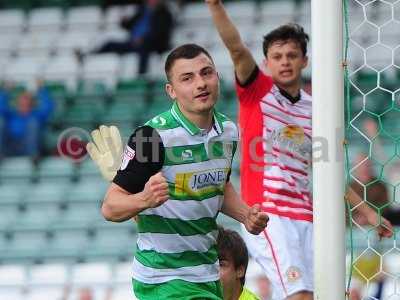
left=86, top=125, right=123, bottom=182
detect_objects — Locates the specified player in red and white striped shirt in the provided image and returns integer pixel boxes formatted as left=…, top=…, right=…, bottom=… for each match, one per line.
left=206, top=1, right=392, bottom=299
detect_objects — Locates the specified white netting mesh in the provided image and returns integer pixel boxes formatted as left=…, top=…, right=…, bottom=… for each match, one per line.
left=345, top=0, right=400, bottom=299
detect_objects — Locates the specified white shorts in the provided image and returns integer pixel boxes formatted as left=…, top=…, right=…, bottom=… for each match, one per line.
left=241, top=214, right=314, bottom=300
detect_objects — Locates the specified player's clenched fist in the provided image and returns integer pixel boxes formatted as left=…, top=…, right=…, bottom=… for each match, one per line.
left=244, top=204, right=269, bottom=235
left=141, top=172, right=169, bottom=209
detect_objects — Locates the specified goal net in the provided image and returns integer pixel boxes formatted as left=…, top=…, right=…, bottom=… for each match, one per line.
left=344, top=0, right=400, bottom=298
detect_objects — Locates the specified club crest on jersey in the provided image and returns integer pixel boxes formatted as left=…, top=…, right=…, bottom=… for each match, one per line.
left=181, top=149, right=193, bottom=161
left=120, top=145, right=135, bottom=170
left=268, top=125, right=310, bottom=159
left=286, top=266, right=302, bottom=283
left=281, top=125, right=304, bottom=145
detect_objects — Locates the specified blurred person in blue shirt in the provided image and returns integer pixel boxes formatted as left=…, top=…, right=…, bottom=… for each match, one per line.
left=82, top=0, right=174, bottom=75
left=0, top=85, right=54, bottom=158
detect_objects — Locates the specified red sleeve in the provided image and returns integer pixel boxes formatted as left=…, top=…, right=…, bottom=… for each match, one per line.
left=234, top=67, right=273, bottom=208
left=235, top=67, right=274, bottom=103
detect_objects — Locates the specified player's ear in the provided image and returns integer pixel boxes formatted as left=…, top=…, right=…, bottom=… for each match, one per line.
left=262, top=58, right=271, bottom=75
left=236, top=265, right=246, bottom=280
left=302, top=55, right=309, bottom=69
left=165, top=83, right=176, bottom=100
left=263, top=57, right=269, bottom=69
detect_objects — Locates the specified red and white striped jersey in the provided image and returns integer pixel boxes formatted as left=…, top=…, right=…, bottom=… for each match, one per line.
left=236, top=68, right=313, bottom=222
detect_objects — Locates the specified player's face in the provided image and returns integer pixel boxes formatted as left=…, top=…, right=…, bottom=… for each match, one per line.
left=265, top=40, right=308, bottom=90
left=219, top=258, right=244, bottom=298
left=166, top=53, right=219, bottom=117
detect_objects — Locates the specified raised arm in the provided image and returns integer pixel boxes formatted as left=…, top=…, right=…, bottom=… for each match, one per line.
left=346, top=187, right=393, bottom=239
left=205, top=0, right=257, bottom=84
left=34, top=87, right=54, bottom=121
left=0, top=89, right=13, bottom=117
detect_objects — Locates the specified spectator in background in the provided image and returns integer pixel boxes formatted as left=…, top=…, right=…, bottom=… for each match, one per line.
left=349, top=153, right=389, bottom=226
left=256, top=275, right=272, bottom=300
left=0, top=84, right=54, bottom=159
left=102, top=0, right=140, bottom=8
left=78, top=287, right=93, bottom=300
left=82, top=0, right=174, bottom=75
left=358, top=118, right=400, bottom=225
left=0, top=109, right=4, bottom=159
left=217, top=226, right=260, bottom=300
left=350, top=250, right=391, bottom=300
left=349, top=287, right=362, bottom=300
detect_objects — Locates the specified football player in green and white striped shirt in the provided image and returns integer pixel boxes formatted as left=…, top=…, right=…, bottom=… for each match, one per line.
left=87, top=44, right=269, bottom=300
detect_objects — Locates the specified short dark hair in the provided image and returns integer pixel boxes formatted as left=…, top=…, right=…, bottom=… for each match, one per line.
left=263, top=23, right=309, bottom=57
left=164, top=43, right=214, bottom=81
left=217, top=226, right=249, bottom=286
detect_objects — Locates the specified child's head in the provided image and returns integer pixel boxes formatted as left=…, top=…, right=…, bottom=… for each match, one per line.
left=217, top=227, right=249, bottom=297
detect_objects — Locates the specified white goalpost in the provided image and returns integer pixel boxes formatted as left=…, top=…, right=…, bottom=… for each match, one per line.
left=312, top=0, right=346, bottom=299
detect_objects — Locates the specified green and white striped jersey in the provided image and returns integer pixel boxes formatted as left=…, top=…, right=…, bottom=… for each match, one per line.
left=133, top=101, right=238, bottom=285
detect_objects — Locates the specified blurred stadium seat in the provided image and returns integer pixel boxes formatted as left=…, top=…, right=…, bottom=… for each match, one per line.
left=113, top=262, right=131, bottom=284
left=56, top=201, right=103, bottom=229
left=17, top=31, right=58, bottom=58
left=2, top=230, right=47, bottom=262
left=0, top=264, right=26, bottom=287
left=65, top=178, right=107, bottom=202
left=56, top=31, right=96, bottom=56
left=260, top=0, right=296, bottom=23
left=76, top=159, right=103, bottom=179
left=43, top=54, right=80, bottom=91
left=0, top=9, right=25, bottom=33
left=0, top=184, right=23, bottom=203
left=103, top=4, right=139, bottom=31
left=0, top=203, right=20, bottom=228
left=110, top=284, right=137, bottom=300
left=104, top=5, right=124, bottom=30
left=182, top=2, right=211, bottom=25
left=0, top=288, right=24, bottom=300
left=70, top=262, right=112, bottom=286
left=84, top=226, right=136, bottom=259
left=0, top=157, right=35, bottom=184
left=0, top=33, right=20, bottom=57
left=224, top=1, right=256, bottom=24
left=172, top=26, right=218, bottom=50
left=28, top=7, right=64, bottom=33
left=100, top=101, right=138, bottom=125
left=65, top=6, right=102, bottom=33
left=25, top=287, right=64, bottom=300
left=3, top=57, right=45, bottom=89
left=119, top=54, right=140, bottom=80
left=12, top=201, right=61, bottom=231
left=28, top=263, right=68, bottom=286
left=44, top=228, right=91, bottom=259
left=63, top=100, right=104, bottom=130
left=82, top=54, right=121, bottom=90
left=36, top=157, right=76, bottom=181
